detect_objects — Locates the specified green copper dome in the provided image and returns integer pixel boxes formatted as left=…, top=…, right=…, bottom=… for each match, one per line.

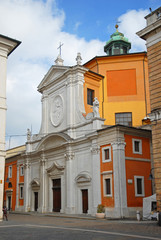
left=104, top=25, right=131, bottom=56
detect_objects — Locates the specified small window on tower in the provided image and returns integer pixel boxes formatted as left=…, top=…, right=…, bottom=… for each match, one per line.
left=87, top=88, right=94, bottom=105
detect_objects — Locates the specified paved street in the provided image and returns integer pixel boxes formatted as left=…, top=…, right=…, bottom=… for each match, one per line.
left=0, top=213, right=161, bottom=240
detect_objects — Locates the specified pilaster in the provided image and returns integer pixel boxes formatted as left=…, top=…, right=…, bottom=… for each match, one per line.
left=15, top=164, right=19, bottom=210
left=91, top=142, right=101, bottom=215
left=64, top=149, right=75, bottom=214
left=111, top=140, right=128, bottom=218
left=39, top=152, right=47, bottom=213
left=24, top=158, right=31, bottom=212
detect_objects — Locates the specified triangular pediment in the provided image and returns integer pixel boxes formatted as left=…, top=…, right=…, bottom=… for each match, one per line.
left=38, top=65, right=69, bottom=92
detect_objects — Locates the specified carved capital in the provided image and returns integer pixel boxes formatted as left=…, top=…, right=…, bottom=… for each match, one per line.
left=111, top=140, right=126, bottom=151
left=64, top=152, right=75, bottom=161
left=39, top=158, right=46, bottom=166
left=91, top=145, right=100, bottom=154
left=24, top=162, right=30, bottom=169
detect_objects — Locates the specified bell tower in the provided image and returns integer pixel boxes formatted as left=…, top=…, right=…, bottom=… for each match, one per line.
left=104, top=25, right=131, bottom=56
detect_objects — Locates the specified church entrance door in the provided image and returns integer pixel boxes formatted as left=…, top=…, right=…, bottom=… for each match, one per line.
left=34, top=192, right=38, bottom=211
left=82, top=189, right=88, bottom=213
left=53, top=179, right=61, bottom=212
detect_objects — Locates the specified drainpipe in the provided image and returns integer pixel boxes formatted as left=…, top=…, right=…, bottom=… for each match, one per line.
left=95, top=58, right=104, bottom=119
left=143, top=53, right=147, bottom=116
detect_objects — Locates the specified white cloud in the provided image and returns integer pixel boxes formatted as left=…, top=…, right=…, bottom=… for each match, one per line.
left=74, top=21, right=82, bottom=31
left=0, top=0, right=148, bottom=148
left=118, top=9, right=149, bottom=52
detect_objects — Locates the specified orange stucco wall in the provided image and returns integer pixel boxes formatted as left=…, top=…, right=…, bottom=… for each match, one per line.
left=84, top=72, right=102, bottom=116
left=100, top=144, right=114, bottom=207
left=4, top=161, right=17, bottom=210
left=19, top=164, right=24, bottom=206
left=4, top=162, right=24, bottom=210
left=84, top=53, right=150, bottom=126
left=107, top=69, right=137, bottom=96
left=125, top=134, right=152, bottom=207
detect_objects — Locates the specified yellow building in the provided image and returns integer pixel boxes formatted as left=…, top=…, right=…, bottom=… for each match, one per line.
left=84, top=26, right=150, bottom=127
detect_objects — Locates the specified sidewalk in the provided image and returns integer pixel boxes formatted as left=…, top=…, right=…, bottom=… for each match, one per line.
left=10, top=211, right=158, bottom=224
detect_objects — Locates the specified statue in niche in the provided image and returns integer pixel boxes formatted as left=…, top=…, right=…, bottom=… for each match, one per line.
left=93, top=97, right=100, bottom=117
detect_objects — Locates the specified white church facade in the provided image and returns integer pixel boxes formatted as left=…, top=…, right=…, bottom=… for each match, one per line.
left=6, top=53, right=152, bottom=218
left=23, top=54, right=105, bottom=215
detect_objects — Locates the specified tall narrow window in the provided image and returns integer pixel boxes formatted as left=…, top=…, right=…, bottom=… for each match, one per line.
left=8, top=166, right=12, bottom=178
left=115, top=112, right=132, bottom=126
left=87, top=88, right=94, bottom=105
left=134, top=176, right=144, bottom=197
left=102, top=146, right=111, bottom=162
left=105, top=179, right=111, bottom=195
left=20, top=186, right=24, bottom=199
left=104, top=176, right=112, bottom=197
left=20, top=166, right=24, bottom=176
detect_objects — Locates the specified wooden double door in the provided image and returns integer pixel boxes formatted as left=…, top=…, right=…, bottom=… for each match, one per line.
left=53, top=179, right=61, bottom=212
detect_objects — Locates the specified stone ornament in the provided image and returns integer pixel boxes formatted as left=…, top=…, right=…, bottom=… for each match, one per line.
left=50, top=95, right=64, bottom=127
left=93, top=97, right=100, bottom=118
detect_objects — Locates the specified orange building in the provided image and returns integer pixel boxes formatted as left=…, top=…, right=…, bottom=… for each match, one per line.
left=98, top=125, right=152, bottom=218
left=4, top=146, right=25, bottom=211
left=84, top=26, right=150, bottom=127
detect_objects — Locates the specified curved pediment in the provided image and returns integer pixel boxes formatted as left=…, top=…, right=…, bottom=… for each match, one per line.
left=46, top=161, right=65, bottom=177
left=36, top=132, right=72, bottom=152
left=75, top=172, right=91, bottom=183
left=30, top=178, right=40, bottom=187
left=46, top=161, right=65, bottom=173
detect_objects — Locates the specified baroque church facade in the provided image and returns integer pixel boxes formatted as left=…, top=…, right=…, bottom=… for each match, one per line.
left=23, top=54, right=105, bottom=216
left=4, top=27, right=153, bottom=218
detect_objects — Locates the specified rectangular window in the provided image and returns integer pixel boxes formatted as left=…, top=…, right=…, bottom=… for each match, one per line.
left=132, top=139, right=142, bottom=154
left=115, top=112, right=132, bottom=126
left=87, top=88, right=94, bottom=105
left=20, top=186, right=23, bottom=199
left=104, top=149, right=109, bottom=160
left=102, top=146, right=111, bottom=162
left=8, top=166, right=12, bottom=178
left=20, top=166, right=24, bottom=176
left=134, top=176, right=144, bottom=197
left=105, top=179, right=111, bottom=195
left=103, top=176, right=112, bottom=197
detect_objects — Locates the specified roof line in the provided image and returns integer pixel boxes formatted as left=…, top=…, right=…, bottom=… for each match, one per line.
left=0, top=34, right=21, bottom=56
left=83, top=51, right=147, bottom=66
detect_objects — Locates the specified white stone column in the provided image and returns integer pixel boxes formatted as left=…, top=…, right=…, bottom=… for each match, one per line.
left=40, top=93, right=48, bottom=135
left=60, top=174, right=65, bottom=213
left=91, top=143, right=101, bottom=215
left=39, top=152, right=47, bottom=213
left=0, top=49, right=7, bottom=220
left=112, top=140, right=128, bottom=218
left=0, top=35, right=20, bottom=220
left=15, top=164, right=19, bottom=210
left=65, top=150, right=75, bottom=214
left=24, top=159, right=31, bottom=212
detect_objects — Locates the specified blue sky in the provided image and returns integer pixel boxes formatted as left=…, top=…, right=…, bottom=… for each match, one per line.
left=0, top=0, right=160, bottom=148
left=56, top=0, right=159, bottom=41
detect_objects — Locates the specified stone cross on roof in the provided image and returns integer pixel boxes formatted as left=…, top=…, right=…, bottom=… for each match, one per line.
left=57, top=42, right=64, bottom=57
